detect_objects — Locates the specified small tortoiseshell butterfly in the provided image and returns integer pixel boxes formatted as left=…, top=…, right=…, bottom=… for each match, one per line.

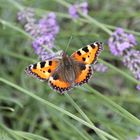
left=25, top=42, right=103, bottom=94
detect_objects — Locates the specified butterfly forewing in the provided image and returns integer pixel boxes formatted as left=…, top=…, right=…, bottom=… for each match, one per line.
left=25, top=59, right=60, bottom=80
left=71, top=42, right=103, bottom=65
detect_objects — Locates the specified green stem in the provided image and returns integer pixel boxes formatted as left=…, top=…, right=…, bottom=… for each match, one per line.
left=0, top=106, right=14, bottom=112
left=55, top=0, right=112, bottom=35
left=33, top=8, right=140, bottom=36
left=0, top=124, right=19, bottom=140
left=78, top=18, right=140, bottom=36
left=0, top=50, right=35, bottom=63
left=79, top=13, right=112, bottom=35
left=7, top=0, right=24, bottom=10
left=0, top=77, right=118, bottom=140
left=86, top=85, right=140, bottom=125
left=0, top=19, right=31, bottom=39
left=65, top=93, right=109, bottom=140
left=65, top=93, right=93, bottom=124
left=13, top=130, right=49, bottom=140
left=99, top=59, right=140, bottom=85
left=63, top=118, right=91, bottom=140
left=5, top=0, right=140, bottom=37
left=54, top=0, right=70, bottom=8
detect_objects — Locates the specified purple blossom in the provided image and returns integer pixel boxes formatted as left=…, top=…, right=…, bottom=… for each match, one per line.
left=123, top=49, right=140, bottom=90
left=38, top=13, right=59, bottom=36
left=93, top=63, right=108, bottom=73
left=32, top=35, right=55, bottom=60
left=136, top=136, right=140, bottom=140
left=108, top=28, right=137, bottom=56
left=17, top=9, right=59, bottom=60
left=136, top=85, right=140, bottom=90
left=17, top=8, right=35, bottom=24
left=68, top=2, right=88, bottom=19
left=108, top=27, right=140, bottom=90
left=23, top=12, right=59, bottom=38
left=24, top=22, right=40, bottom=37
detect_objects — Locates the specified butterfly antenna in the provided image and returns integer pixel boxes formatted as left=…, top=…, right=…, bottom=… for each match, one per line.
left=65, top=36, right=73, bottom=53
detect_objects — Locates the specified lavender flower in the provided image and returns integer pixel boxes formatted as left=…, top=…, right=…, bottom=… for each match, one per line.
left=38, top=13, right=59, bottom=36
left=136, top=85, right=140, bottom=90
left=32, top=35, right=55, bottom=60
left=123, top=49, right=140, bottom=90
left=17, top=8, right=35, bottom=24
left=93, top=63, right=108, bottom=73
left=68, top=2, right=88, bottom=19
left=24, top=22, right=40, bottom=37
left=108, top=28, right=137, bottom=56
left=17, top=9, right=59, bottom=60
left=136, top=136, right=140, bottom=140
left=108, top=27, right=140, bottom=90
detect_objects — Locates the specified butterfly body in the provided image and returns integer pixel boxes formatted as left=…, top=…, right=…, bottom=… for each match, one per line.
left=25, top=42, right=103, bottom=94
left=58, top=52, right=77, bottom=83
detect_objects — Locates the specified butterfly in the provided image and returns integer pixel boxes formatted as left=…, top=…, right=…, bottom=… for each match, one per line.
left=25, top=42, right=103, bottom=94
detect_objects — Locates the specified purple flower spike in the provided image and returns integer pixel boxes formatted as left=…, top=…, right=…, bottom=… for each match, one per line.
left=136, top=85, right=140, bottom=91
left=30, top=13, right=59, bottom=60
left=123, top=49, right=140, bottom=90
left=69, top=5, right=78, bottom=19
left=108, top=27, right=140, bottom=91
left=108, top=27, right=137, bottom=56
left=80, top=2, right=88, bottom=15
left=38, top=13, right=59, bottom=36
left=123, top=49, right=140, bottom=78
left=17, top=8, right=35, bottom=24
left=17, top=8, right=60, bottom=60
left=68, top=2, right=88, bottom=19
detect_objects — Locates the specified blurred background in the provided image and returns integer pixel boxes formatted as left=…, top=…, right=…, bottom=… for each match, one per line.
left=0, top=0, right=140, bottom=140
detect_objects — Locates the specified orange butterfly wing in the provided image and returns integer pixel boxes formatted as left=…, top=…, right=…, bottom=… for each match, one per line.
left=48, top=74, right=71, bottom=93
left=71, top=42, right=103, bottom=65
left=25, top=42, right=103, bottom=93
left=71, top=42, right=103, bottom=86
left=74, top=64, right=93, bottom=86
left=25, top=59, right=59, bottom=80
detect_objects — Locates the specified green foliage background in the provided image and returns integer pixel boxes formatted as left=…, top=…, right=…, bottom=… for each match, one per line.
left=0, top=0, right=140, bottom=140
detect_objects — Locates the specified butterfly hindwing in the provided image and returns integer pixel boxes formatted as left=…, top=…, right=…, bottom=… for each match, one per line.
left=25, top=59, right=59, bottom=81
left=48, top=72, right=71, bottom=93
left=71, top=42, right=103, bottom=65
left=75, top=64, right=93, bottom=86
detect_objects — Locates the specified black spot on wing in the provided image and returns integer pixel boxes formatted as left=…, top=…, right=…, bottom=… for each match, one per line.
left=48, top=69, right=51, bottom=73
left=49, top=61, right=52, bottom=66
left=40, top=61, right=46, bottom=68
left=82, top=57, right=86, bottom=61
left=79, top=63, right=86, bottom=70
left=53, top=73, right=59, bottom=80
left=33, top=63, right=37, bottom=69
left=82, top=47, right=89, bottom=52
left=49, top=81, right=71, bottom=94
left=77, top=51, right=81, bottom=56
left=90, top=43, right=95, bottom=48
left=90, top=42, right=103, bottom=49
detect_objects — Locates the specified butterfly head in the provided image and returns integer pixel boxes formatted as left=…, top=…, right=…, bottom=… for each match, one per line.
left=60, top=51, right=73, bottom=68
left=62, top=51, right=68, bottom=58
